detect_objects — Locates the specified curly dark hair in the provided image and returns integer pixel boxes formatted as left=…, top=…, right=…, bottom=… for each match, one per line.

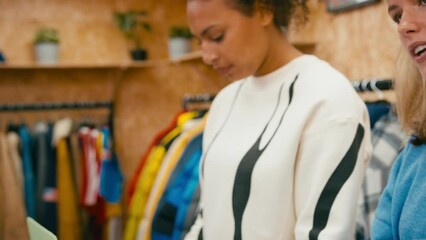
left=227, top=0, right=309, bottom=28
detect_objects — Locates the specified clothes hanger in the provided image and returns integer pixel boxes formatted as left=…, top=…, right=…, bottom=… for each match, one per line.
left=371, top=80, right=385, bottom=100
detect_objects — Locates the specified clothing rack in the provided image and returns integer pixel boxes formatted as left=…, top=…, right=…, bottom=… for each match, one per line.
left=182, top=94, right=215, bottom=110
left=0, top=101, right=113, bottom=112
left=352, top=79, right=393, bottom=92
left=0, top=100, right=115, bottom=137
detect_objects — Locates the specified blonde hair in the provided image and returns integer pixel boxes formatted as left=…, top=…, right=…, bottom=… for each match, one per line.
left=394, top=46, right=426, bottom=139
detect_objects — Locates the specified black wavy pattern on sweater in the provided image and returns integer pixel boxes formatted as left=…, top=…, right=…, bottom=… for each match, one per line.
left=232, top=75, right=298, bottom=240
left=308, top=123, right=365, bottom=240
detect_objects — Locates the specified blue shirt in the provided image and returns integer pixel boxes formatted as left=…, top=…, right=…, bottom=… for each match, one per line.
left=372, top=139, right=426, bottom=239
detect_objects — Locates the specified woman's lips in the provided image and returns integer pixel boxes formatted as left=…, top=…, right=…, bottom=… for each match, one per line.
left=216, top=66, right=231, bottom=75
left=409, top=42, right=426, bottom=64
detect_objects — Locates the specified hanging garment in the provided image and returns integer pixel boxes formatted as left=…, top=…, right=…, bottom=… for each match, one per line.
left=70, top=129, right=83, bottom=202
left=40, top=123, right=58, bottom=234
left=6, top=131, right=24, bottom=191
left=124, top=111, right=199, bottom=240
left=33, top=122, right=50, bottom=222
left=107, top=214, right=123, bottom=240
left=54, top=118, right=82, bottom=240
left=151, top=133, right=203, bottom=240
left=19, top=125, right=37, bottom=218
left=365, top=100, right=391, bottom=129
left=79, top=126, right=101, bottom=206
left=125, top=144, right=168, bottom=240
left=80, top=126, right=107, bottom=240
left=160, top=133, right=203, bottom=196
left=127, top=110, right=186, bottom=205
left=137, top=116, right=206, bottom=240
left=180, top=186, right=200, bottom=240
left=0, top=131, right=30, bottom=240
left=99, top=126, right=123, bottom=204
left=171, top=154, right=202, bottom=240
left=355, top=110, right=408, bottom=239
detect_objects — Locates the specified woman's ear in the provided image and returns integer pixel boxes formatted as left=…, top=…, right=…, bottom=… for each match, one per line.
left=256, top=4, right=274, bottom=26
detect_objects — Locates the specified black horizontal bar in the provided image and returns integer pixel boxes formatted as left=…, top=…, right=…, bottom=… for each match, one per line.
left=182, top=94, right=215, bottom=110
left=0, top=101, right=113, bottom=112
left=353, top=79, right=393, bottom=92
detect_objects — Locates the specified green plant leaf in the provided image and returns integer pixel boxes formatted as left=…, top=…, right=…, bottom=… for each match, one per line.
left=34, top=27, right=59, bottom=44
left=113, top=10, right=151, bottom=48
left=169, top=26, right=192, bottom=39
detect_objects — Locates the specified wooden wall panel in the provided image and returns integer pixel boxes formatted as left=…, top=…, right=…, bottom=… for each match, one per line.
left=0, top=68, right=117, bottom=127
left=114, top=61, right=228, bottom=178
left=0, top=0, right=193, bottom=63
left=289, top=0, right=400, bottom=80
left=114, top=0, right=196, bottom=60
left=0, top=0, right=130, bottom=64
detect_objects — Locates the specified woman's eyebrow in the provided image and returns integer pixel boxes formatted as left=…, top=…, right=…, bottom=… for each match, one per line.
left=201, top=25, right=216, bottom=38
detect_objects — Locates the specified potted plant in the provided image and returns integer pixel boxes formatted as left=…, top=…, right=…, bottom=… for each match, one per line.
left=114, top=11, right=151, bottom=61
left=34, top=27, right=60, bottom=64
left=168, top=25, right=192, bottom=60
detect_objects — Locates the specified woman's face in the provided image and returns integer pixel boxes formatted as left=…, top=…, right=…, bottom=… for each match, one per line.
left=388, top=0, right=426, bottom=78
left=187, top=0, right=272, bottom=80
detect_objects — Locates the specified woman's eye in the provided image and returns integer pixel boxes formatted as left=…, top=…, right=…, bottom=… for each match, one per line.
left=392, top=13, right=402, bottom=24
left=211, top=34, right=224, bottom=42
left=195, top=38, right=201, bottom=46
left=421, top=0, right=426, bottom=5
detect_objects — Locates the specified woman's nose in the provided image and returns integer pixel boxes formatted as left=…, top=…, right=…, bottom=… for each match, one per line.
left=398, top=9, right=420, bottom=38
left=201, top=44, right=218, bottom=66
left=202, top=52, right=217, bottom=65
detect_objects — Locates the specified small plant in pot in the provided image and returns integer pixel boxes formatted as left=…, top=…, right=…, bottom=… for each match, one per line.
left=114, top=11, right=151, bottom=61
left=34, top=27, right=60, bottom=64
left=168, top=25, right=192, bottom=60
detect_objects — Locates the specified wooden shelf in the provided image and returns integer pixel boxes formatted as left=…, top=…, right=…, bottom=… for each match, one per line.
left=0, top=62, right=126, bottom=70
left=170, top=50, right=202, bottom=62
left=0, top=51, right=203, bottom=70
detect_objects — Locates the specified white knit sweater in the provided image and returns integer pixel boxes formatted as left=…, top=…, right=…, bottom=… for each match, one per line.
left=186, top=55, right=372, bottom=240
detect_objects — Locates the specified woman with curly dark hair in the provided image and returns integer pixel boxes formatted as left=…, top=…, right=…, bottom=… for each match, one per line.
left=184, top=0, right=372, bottom=239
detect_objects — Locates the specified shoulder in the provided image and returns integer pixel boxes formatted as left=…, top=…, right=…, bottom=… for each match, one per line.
left=295, top=55, right=345, bottom=77
left=286, top=56, right=371, bottom=138
left=203, top=80, right=244, bottom=144
left=295, top=55, right=354, bottom=96
left=387, top=141, right=426, bottom=182
left=293, top=56, right=367, bottom=119
left=399, top=140, right=426, bottom=165
left=213, top=80, right=244, bottom=103
left=208, top=80, right=244, bottom=116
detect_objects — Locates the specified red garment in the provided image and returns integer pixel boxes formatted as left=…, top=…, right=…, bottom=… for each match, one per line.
left=126, top=110, right=186, bottom=205
left=79, top=127, right=101, bottom=206
left=79, top=127, right=106, bottom=240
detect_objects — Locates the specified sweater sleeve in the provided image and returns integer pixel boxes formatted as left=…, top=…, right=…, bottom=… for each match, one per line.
left=294, top=119, right=371, bottom=240
left=371, top=150, right=403, bottom=240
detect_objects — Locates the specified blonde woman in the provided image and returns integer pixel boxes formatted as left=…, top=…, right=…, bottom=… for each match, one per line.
left=372, top=0, right=426, bottom=238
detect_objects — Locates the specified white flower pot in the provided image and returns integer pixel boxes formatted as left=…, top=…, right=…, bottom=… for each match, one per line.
left=168, top=37, right=191, bottom=60
left=35, top=43, right=59, bottom=64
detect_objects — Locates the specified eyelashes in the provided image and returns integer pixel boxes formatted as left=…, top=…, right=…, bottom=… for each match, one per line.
left=392, top=13, right=402, bottom=24
left=391, top=0, right=426, bottom=24
left=209, top=33, right=224, bottom=43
